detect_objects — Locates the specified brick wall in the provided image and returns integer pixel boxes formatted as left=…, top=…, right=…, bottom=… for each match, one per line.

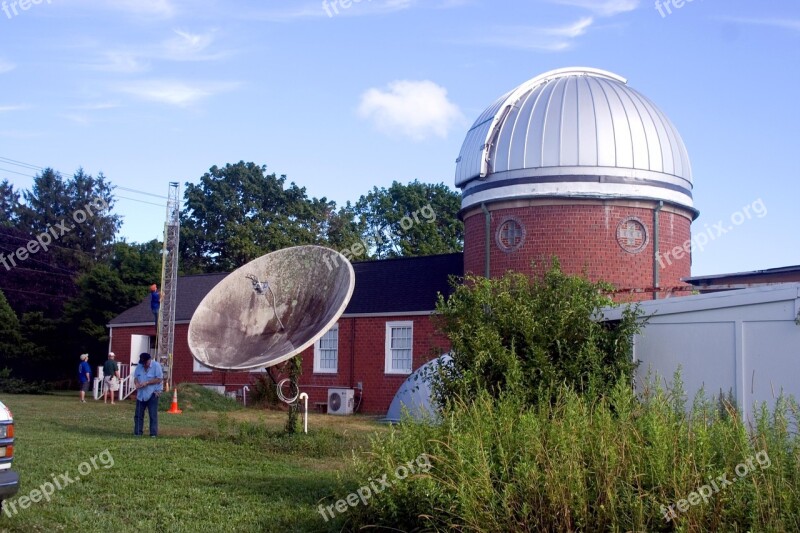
left=463, top=199, right=693, bottom=302
left=110, top=313, right=451, bottom=415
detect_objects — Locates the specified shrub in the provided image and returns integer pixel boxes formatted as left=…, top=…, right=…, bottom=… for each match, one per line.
left=431, top=261, right=643, bottom=408
left=341, top=379, right=800, bottom=532
left=0, top=367, right=52, bottom=394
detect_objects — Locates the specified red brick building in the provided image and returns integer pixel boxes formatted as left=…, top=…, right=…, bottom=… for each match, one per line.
left=109, top=254, right=460, bottom=414
left=109, top=67, right=698, bottom=414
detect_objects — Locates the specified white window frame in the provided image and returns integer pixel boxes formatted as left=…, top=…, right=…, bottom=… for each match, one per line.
left=314, top=323, right=339, bottom=374
left=385, top=321, right=413, bottom=375
left=193, top=358, right=213, bottom=373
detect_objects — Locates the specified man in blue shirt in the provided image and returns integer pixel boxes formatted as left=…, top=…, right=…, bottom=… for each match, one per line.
left=78, top=353, right=91, bottom=403
left=133, top=353, right=163, bottom=437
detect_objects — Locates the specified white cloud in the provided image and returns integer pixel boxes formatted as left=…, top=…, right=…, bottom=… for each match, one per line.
left=721, top=17, right=800, bottom=32
left=162, top=30, right=225, bottom=61
left=549, top=0, right=638, bottom=17
left=0, top=105, right=29, bottom=113
left=69, top=102, right=120, bottom=111
left=117, top=80, right=240, bottom=107
left=358, top=80, right=464, bottom=141
left=91, top=50, right=150, bottom=73
left=83, top=0, right=177, bottom=18
left=0, top=60, right=16, bottom=74
left=253, top=0, right=461, bottom=21
left=476, top=17, right=594, bottom=51
left=86, top=30, right=224, bottom=72
left=60, top=113, right=92, bottom=125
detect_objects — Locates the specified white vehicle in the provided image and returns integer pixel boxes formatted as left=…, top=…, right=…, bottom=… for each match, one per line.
left=0, top=400, right=19, bottom=506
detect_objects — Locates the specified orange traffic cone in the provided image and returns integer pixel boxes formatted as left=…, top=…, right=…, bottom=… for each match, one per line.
left=167, top=389, right=182, bottom=414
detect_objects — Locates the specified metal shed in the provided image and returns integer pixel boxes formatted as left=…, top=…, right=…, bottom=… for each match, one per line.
left=603, top=283, right=800, bottom=422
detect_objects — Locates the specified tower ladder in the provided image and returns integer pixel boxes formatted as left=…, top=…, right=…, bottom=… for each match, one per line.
left=157, top=182, right=180, bottom=390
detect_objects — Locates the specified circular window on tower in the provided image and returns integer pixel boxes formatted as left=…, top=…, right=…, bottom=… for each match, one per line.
left=496, top=216, right=526, bottom=253
left=616, top=217, right=649, bottom=254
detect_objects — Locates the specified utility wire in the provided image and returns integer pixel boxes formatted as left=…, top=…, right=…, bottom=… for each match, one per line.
left=0, top=285, right=73, bottom=299
left=0, top=155, right=171, bottom=204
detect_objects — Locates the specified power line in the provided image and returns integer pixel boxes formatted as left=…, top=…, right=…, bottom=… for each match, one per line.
left=0, top=285, right=73, bottom=299
left=0, top=156, right=43, bottom=171
left=116, top=186, right=168, bottom=200
left=116, top=195, right=166, bottom=208
left=0, top=228, right=100, bottom=261
left=0, top=155, right=171, bottom=205
left=0, top=243, right=85, bottom=274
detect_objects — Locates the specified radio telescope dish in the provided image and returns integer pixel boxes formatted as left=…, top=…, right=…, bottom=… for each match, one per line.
left=188, top=246, right=355, bottom=371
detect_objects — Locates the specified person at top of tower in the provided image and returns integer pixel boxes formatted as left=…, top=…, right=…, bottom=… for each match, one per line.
left=150, top=284, right=160, bottom=327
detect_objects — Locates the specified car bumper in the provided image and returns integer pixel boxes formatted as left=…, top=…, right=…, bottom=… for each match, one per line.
left=0, top=469, right=19, bottom=499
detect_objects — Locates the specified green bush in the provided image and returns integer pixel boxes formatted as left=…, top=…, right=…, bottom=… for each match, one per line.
left=432, top=261, right=643, bottom=408
left=340, top=379, right=800, bottom=532
left=0, top=367, right=52, bottom=394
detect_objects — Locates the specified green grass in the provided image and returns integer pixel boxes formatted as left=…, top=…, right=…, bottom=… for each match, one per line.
left=0, top=392, right=387, bottom=532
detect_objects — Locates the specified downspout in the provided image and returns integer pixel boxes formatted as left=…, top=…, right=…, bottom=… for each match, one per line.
left=481, top=203, right=491, bottom=278
left=349, top=318, right=355, bottom=389
left=653, top=201, right=663, bottom=300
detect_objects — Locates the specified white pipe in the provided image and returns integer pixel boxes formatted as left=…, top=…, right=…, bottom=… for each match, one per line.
left=242, top=385, right=250, bottom=407
left=299, top=392, right=309, bottom=434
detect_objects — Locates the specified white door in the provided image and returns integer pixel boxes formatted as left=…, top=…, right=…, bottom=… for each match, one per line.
left=130, top=335, right=150, bottom=368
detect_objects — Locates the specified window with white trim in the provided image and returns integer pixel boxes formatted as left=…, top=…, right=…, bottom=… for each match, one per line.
left=314, top=323, right=339, bottom=374
left=193, top=358, right=212, bottom=373
left=385, top=321, right=413, bottom=374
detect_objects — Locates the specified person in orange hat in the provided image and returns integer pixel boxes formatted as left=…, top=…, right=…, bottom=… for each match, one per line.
left=150, top=284, right=160, bottom=328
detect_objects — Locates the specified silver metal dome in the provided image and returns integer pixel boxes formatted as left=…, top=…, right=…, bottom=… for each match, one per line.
left=455, top=67, right=694, bottom=212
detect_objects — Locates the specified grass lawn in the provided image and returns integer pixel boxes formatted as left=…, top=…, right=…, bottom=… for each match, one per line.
left=0, top=389, right=387, bottom=532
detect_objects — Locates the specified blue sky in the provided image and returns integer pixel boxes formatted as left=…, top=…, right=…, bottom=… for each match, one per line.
left=0, top=0, right=797, bottom=276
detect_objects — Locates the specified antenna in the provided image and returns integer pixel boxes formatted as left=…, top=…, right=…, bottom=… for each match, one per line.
left=187, top=245, right=355, bottom=371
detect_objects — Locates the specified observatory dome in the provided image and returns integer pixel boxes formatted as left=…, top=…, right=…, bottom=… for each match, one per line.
left=455, top=67, right=694, bottom=212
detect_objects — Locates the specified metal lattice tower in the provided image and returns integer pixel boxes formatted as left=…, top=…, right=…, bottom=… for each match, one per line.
left=157, top=182, right=180, bottom=390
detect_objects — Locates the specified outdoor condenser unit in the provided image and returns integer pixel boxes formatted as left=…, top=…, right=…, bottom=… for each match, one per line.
left=327, top=388, right=355, bottom=415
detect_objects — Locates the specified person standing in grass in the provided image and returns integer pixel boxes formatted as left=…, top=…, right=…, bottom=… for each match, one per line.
left=103, top=352, right=120, bottom=405
left=133, top=353, right=163, bottom=437
left=78, top=353, right=91, bottom=403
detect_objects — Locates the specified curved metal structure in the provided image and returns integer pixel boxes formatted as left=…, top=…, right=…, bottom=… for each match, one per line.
left=188, top=246, right=355, bottom=371
left=455, top=67, right=694, bottom=212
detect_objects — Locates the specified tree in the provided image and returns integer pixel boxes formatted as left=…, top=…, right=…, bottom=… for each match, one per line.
left=0, top=289, right=24, bottom=367
left=353, top=180, right=463, bottom=259
left=431, top=261, right=643, bottom=408
left=181, top=162, right=334, bottom=272
left=17, top=168, right=120, bottom=270
left=0, top=180, right=20, bottom=227
left=110, top=240, right=163, bottom=296
left=62, top=264, right=143, bottom=360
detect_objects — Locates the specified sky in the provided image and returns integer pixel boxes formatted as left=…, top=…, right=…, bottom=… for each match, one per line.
left=0, top=0, right=797, bottom=277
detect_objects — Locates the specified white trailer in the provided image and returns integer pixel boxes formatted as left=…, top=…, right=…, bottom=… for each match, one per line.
left=603, top=283, right=800, bottom=423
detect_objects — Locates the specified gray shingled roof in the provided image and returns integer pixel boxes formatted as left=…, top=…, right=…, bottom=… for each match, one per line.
left=109, top=253, right=464, bottom=326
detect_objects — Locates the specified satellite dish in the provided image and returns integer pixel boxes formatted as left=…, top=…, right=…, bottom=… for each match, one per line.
left=188, top=245, right=355, bottom=371
left=385, top=354, right=451, bottom=423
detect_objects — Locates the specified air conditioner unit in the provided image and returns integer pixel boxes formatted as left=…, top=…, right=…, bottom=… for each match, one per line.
left=327, top=388, right=355, bottom=415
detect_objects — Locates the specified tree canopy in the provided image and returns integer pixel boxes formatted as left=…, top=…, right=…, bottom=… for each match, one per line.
left=180, top=162, right=334, bottom=272
left=352, top=180, right=463, bottom=259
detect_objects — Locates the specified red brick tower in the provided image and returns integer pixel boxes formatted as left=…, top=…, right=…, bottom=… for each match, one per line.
left=455, top=68, right=697, bottom=299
